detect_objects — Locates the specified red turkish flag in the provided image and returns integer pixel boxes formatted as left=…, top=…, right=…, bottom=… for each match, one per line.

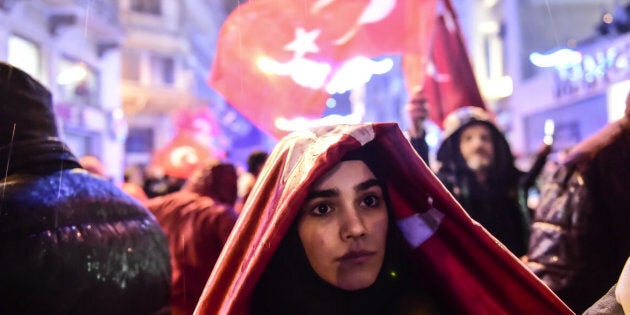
left=403, top=0, right=486, bottom=128
left=210, top=0, right=437, bottom=139
left=150, top=132, right=213, bottom=179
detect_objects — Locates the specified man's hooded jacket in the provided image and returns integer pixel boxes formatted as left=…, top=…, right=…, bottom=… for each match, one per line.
left=436, top=106, right=530, bottom=256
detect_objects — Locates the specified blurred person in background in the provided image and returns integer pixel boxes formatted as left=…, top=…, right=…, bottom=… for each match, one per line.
left=143, top=165, right=171, bottom=198
left=236, top=149, right=268, bottom=213
left=121, top=165, right=149, bottom=203
left=145, top=159, right=239, bottom=315
left=0, top=62, right=170, bottom=315
left=524, top=91, right=630, bottom=313
left=404, top=85, right=431, bottom=167
left=434, top=106, right=538, bottom=257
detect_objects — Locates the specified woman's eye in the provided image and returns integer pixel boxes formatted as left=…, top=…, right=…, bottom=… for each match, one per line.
left=311, top=203, right=333, bottom=216
left=361, top=195, right=380, bottom=207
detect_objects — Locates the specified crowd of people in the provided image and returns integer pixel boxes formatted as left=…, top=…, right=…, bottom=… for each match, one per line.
left=2, top=61, right=630, bottom=314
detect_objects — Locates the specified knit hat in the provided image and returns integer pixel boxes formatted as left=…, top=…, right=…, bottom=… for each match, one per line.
left=0, top=62, right=58, bottom=147
left=441, top=106, right=494, bottom=140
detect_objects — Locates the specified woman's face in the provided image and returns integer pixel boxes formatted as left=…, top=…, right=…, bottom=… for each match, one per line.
left=297, top=160, right=388, bottom=291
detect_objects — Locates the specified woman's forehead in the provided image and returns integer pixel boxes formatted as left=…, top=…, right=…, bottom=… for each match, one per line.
left=311, top=160, right=375, bottom=190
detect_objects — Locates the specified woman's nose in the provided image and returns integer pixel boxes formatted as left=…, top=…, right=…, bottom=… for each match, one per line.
left=341, top=207, right=366, bottom=240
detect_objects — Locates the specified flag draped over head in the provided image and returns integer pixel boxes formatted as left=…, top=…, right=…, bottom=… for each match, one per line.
left=194, top=123, right=571, bottom=314
left=403, top=0, right=486, bottom=128
left=210, top=0, right=442, bottom=139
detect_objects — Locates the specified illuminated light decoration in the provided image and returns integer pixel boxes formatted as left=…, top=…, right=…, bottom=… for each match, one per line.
left=274, top=112, right=363, bottom=132
left=483, top=76, right=513, bottom=99
left=607, top=80, right=630, bottom=121
left=325, top=57, right=393, bottom=94
left=108, top=108, right=128, bottom=142
left=543, top=119, right=555, bottom=146
left=582, top=53, right=606, bottom=83
left=552, top=44, right=630, bottom=98
left=529, top=48, right=583, bottom=68
left=602, top=12, right=614, bottom=25
left=615, top=51, right=629, bottom=69
left=56, top=64, right=88, bottom=85
left=112, top=108, right=124, bottom=120
left=326, top=98, right=337, bottom=108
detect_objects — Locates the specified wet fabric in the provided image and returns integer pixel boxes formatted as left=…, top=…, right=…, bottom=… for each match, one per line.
left=194, top=123, right=571, bottom=314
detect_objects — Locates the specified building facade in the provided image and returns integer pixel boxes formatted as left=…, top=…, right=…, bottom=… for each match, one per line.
left=0, top=0, right=126, bottom=181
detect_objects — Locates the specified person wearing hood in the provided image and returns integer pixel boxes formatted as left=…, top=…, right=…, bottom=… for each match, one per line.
left=145, top=159, right=239, bottom=315
left=0, top=62, right=171, bottom=314
left=524, top=91, right=630, bottom=313
left=434, top=106, right=545, bottom=257
left=193, top=123, right=570, bottom=315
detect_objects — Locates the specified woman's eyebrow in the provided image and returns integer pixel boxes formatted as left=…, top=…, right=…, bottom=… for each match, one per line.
left=355, top=178, right=380, bottom=192
left=305, top=188, right=338, bottom=201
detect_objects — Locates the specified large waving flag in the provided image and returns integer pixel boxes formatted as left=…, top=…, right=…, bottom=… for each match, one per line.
left=403, top=0, right=486, bottom=127
left=210, top=0, right=437, bottom=138
left=210, top=0, right=483, bottom=137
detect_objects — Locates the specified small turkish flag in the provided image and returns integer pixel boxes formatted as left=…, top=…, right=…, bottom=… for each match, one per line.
left=150, top=132, right=213, bottom=179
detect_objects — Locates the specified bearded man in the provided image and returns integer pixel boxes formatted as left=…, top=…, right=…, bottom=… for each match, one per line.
left=435, top=107, right=531, bottom=256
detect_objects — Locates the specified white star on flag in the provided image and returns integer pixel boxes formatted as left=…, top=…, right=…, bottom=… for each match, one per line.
left=284, top=28, right=321, bottom=59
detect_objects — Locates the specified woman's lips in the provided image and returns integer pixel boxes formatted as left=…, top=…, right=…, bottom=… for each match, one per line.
left=338, top=250, right=376, bottom=264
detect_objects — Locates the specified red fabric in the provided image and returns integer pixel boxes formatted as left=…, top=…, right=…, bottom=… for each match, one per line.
left=194, top=123, right=572, bottom=314
left=403, top=0, right=486, bottom=128
left=146, top=161, right=239, bottom=315
left=210, top=0, right=437, bottom=139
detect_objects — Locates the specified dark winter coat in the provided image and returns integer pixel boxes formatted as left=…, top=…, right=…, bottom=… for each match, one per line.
left=0, top=62, right=171, bottom=315
left=525, top=107, right=630, bottom=313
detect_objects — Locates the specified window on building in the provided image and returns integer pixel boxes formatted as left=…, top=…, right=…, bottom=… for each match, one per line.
left=130, top=0, right=161, bottom=15
left=56, top=58, right=100, bottom=107
left=122, top=51, right=141, bottom=81
left=150, top=54, right=175, bottom=86
left=8, top=34, right=41, bottom=81
left=125, top=127, right=154, bottom=153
